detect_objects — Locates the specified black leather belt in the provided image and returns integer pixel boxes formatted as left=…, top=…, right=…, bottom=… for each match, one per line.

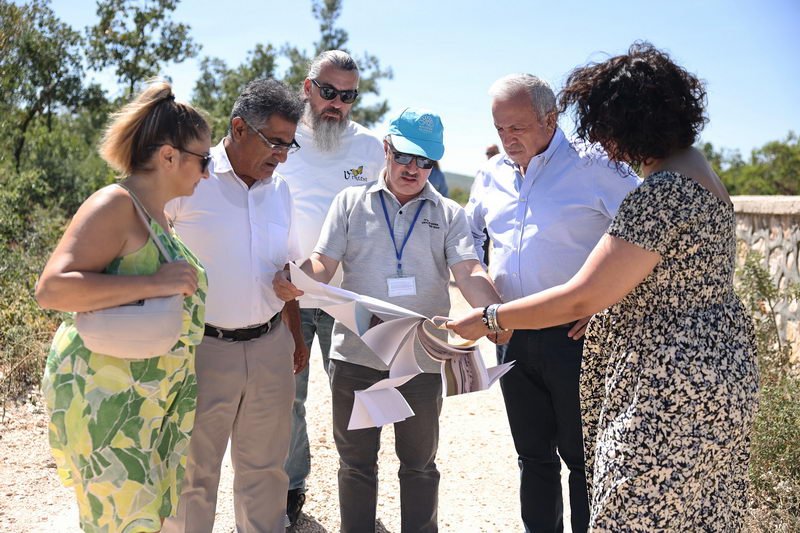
left=204, top=313, right=281, bottom=342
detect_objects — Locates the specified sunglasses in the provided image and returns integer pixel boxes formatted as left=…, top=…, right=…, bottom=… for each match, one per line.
left=243, top=119, right=301, bottom=155
left=391, top=149, right=435, bottom=170
left=311, top=79, right=359, bottom=104
left=180, top=148, right=211, bottom=173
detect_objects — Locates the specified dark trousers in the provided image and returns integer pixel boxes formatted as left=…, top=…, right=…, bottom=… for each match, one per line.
left=330, top=360, right=443, bottom=533
left=497, top=328, right=589, bottom=533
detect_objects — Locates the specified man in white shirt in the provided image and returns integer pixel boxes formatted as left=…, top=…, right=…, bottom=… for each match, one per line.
left=161, top=79, right=307, bottom=533
left=466, top=74, right=640, bottom=533
left=276, top=50, right=385, bottom=526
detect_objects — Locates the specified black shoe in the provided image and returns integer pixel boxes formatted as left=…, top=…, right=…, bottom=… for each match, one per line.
left=286, top=488, right=306, bottom=527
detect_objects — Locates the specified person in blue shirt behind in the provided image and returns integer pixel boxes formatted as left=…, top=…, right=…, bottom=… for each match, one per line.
left=426, top=160, right=449, bottom=197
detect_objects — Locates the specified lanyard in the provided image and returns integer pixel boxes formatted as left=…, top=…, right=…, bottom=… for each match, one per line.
left=379, top=191, right=425, bottom=276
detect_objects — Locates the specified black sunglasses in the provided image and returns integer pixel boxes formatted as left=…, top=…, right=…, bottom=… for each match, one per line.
left=149, top=144, right=211, bottom=172
left=311, top=79, right=359, bottom=104
left=390, top=149, right=435, bottom=170
left=180, top=148, right=211, bottom=172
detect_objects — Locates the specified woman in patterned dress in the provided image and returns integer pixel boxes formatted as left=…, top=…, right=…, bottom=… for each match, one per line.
left=447, top=42, right=759, bottom=531
left=36, top=81, right=211, bottom=532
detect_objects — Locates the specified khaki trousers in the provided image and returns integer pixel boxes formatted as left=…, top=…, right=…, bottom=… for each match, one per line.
left=163, top=321, right=295, bottom=533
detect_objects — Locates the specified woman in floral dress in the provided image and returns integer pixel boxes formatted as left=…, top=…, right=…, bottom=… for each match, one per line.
left=36, top=81, right=211, bottom=532
left=447, top=42, right=759, bottom=531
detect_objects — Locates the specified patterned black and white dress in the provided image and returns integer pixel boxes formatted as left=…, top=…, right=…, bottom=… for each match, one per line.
left=581, top=171, right=759, bottom=531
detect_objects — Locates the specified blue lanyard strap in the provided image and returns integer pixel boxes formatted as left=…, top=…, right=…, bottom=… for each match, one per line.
left=379, top=191, right=425, bottom=276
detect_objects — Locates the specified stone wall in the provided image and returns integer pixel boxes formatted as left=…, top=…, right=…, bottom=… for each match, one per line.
left=733, top=196, right=800, bottom=361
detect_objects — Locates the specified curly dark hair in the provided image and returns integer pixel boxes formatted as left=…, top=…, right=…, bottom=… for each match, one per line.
left=558, top=42, right=707, bottom=167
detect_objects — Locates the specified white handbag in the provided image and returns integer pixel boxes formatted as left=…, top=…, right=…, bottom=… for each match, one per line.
left=75, top=186, right=185, bottom=359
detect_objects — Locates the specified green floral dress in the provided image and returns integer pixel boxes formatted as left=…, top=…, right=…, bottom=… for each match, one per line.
left=41, top=219, right=207, bottom=533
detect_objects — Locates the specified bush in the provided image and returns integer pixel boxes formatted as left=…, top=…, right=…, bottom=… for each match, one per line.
left=737, top=252, right=800, bottom=531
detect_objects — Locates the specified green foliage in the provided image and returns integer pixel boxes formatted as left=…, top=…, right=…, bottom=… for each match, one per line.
left=704, top=132, right=800, bottom=196
left=736, top=252, right=800, bottom=530
left=86, top=0, right=200, bottom=97
left=0, top=166, right=67, bottom=401
left=192, top=46, right=280, bottom=139
left=0, top=0, right=87, bottom=168
left=449, top=187, right=470, bottom=206
left=193, top=0, right=392, bottom=131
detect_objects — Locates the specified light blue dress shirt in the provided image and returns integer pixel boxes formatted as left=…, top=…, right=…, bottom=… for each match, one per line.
left=466, top=127, right=641, bottom=301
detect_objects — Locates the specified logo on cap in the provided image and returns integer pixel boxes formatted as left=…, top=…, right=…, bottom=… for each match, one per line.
left=418, top=114, right=435, bottom=134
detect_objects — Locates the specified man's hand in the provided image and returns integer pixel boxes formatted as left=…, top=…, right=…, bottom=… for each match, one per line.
left=567, top=316, right=592, bottom=340
left=293, top=340, right=310, bottom=374
left=273, top=270, right=304, bottom=302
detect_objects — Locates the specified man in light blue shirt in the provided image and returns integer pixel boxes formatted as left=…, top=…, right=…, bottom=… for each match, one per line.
left=466, top=74, right=640, bottom=533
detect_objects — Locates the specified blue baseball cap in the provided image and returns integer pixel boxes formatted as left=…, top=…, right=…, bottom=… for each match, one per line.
left=387, top=107, right=445, bottom=161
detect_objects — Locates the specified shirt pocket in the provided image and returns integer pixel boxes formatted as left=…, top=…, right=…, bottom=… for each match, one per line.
left=259, top=221, right=290, bottom=270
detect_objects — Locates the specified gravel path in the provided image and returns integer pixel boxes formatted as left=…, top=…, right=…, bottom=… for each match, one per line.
left=1, top=287, right=571, bottom=532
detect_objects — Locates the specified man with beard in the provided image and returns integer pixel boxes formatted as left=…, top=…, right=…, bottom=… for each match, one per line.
left=276, top=50, right=386, bottom=526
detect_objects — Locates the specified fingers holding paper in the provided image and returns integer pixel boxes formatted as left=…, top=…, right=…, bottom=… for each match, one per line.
left=273, top=269, right=304, bottom=301
left=444, top=307, right=490, bottom=341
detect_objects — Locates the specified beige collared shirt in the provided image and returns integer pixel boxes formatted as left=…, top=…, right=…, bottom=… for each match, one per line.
left=315, top=172, right=478, bottom=372
left=166, top=140, right=302, bottom=329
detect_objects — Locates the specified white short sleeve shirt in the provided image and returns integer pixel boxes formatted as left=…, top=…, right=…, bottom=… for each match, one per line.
left=277, top=121, right=385, bottom=266
left=166, top=140, right=302, bottom=329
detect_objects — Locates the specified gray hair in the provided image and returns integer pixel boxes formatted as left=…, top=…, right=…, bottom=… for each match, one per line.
left=229, top=78, right=304, bottom=132
left=307, top=50, right=359, bottom=79
left=488, top=74, right=557, bottom=120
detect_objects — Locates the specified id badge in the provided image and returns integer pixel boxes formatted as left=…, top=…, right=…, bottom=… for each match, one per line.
left=387, top=276, right=417, bottom=297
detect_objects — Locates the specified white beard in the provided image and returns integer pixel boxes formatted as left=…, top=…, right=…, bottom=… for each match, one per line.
left=307, top=107, right=348, bottom=152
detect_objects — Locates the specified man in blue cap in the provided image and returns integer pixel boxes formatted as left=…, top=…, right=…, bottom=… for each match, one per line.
left=273, top=107, right=505, bottom=532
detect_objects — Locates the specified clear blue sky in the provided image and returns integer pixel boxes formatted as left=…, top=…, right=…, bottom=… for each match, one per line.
left=50, top=0, right=800, bottom=177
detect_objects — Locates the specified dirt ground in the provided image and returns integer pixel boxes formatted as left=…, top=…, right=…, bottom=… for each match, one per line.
left=1, top=287, right=571, bottom=532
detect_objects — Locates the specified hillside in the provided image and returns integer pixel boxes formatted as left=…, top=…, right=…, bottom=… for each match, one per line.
left=443, top=171, right=474, bottom=192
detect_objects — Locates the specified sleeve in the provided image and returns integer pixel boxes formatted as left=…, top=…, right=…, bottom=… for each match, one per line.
left=593, top=161, right=642, bottom=219
left=286, top=191, right=303, bottom=262
left=464, top=169, right=488, bottom=263
left=444, top=204, right=480, bottom=267
left=366, top=138, right=386, bottom=181
left=313, top=189, right=350, bottom=261
left=607, top=174, right=688, bottom=255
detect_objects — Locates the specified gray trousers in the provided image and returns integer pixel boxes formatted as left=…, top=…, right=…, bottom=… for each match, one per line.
left=330, top=360, right=443, bottom=533
left=163, top=321, right=295, bottom=533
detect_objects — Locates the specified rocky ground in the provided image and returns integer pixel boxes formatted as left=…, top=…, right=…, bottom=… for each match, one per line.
left=1, top=287, right=571, bottom=532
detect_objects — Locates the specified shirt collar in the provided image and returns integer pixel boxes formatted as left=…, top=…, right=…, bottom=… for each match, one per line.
left=210, top=138, right=273, bottom=188
left=501, top=126, right=566, bottom=175
left=367, top=169, right=440, bottom=206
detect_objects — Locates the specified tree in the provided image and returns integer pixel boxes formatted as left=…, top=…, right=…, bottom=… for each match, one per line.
left=0, top=0, right=86, bottom=169
left=86, top=0, right=199, bottom=97
left=192, top=45, right=281, bottom=138
left=703, top=132, right=800, bottom=195
left=192, top=0, right=392, bottom=132
left=281, top=0, right=393, bottom=127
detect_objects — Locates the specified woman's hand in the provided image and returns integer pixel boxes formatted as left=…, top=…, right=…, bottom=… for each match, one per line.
left=445, top=307, right=491, bottom=340
left=152, top=261, right=198, bottom=297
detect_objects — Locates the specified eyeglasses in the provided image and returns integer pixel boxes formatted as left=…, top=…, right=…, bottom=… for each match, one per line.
left=243, top=119, right=301, bottom=155
left=390, top=149, right=435, bottom=170
left=311, top=79, right=359, bottom=104
left=180, top=148, right=211, bottom=173
left=149, top=144, right=211, bottom=172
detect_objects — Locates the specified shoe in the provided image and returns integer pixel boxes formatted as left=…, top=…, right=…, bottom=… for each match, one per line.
left=286, top=488, right=306, bottom=527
